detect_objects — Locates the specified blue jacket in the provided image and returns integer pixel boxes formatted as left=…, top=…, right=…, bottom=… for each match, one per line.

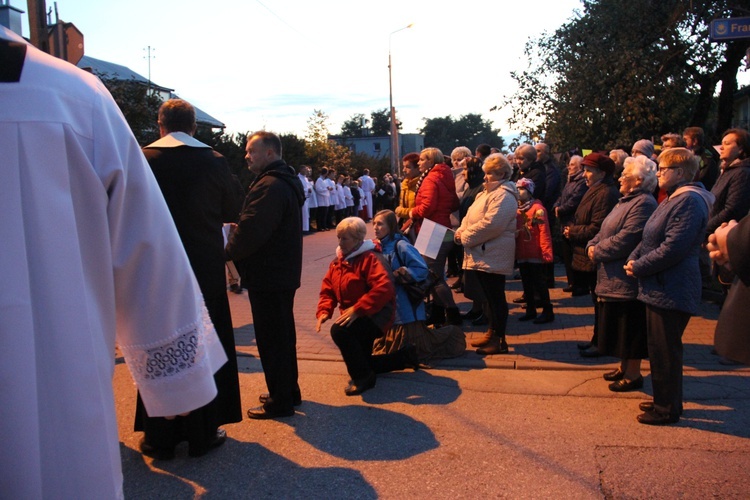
left=628, top=183, right=714, bottom=314
left=588, top=189, right=656, bottom=300
left=380, top=234, right=429, bottom=325
left=554, top=171, right=587, bottom=225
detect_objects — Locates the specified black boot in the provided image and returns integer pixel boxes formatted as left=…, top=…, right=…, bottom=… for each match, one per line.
left=518, top=307, right=537, bottom=321
left=426, top=305, right=446, bottom=326
left=533, top=305, right=555, bottom=324
left=446, top=307, right=462, bottom=326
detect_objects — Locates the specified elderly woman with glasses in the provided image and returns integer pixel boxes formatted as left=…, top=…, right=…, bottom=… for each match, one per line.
left=625, top=148, right=715, bottom=425
left=587, top=156, right=657, bottom=392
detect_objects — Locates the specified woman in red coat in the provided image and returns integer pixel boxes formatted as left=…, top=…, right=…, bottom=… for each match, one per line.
left=408, top=147, right=462, bottom=325
left=317, top=217, right=419, bottom=396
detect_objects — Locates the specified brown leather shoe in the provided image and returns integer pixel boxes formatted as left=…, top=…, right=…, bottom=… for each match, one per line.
left=476, top=337, right=509, bottom=355
left=470, top=330, right=494, bottom=348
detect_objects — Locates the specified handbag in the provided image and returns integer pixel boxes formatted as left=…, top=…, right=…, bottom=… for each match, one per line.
left=392, top=240, right=438, bottom=305
left=394, top=267, right=440, bottom=305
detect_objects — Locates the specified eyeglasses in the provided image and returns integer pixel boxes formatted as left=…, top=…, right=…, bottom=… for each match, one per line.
left=657, top=166, right=680, bottom=173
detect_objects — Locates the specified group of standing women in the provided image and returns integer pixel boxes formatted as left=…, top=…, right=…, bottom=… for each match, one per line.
left=313, top=140, right=722, bottom=428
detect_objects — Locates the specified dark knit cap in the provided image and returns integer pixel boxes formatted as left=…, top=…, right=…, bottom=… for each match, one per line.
left=582, top=152, right=615, bottom=175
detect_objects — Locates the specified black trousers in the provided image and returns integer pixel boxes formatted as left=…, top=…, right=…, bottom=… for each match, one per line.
left=573, top=269, right=598, bottom=343
left=316, top=205, right=328, bottom=231
left=248, top=289, right=300, bottom=411
left=519, top=262, right=551, bottom=312
left=330, top=317, right=409, bottom=380
left=475, top=271, right=508, bottom=337
left=645, top=305, right=691, bottom=418
left=561, top=237, right=576, bottom=288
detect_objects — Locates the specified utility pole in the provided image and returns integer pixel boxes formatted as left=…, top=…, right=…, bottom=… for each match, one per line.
left=143, top=45, right=156, bottom=93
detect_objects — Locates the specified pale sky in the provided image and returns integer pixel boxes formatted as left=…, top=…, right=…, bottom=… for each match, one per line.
left=15, top=0, right=584, bottom=136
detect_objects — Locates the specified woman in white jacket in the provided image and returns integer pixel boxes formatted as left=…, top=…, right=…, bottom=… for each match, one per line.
left=455, top=153, right=519, bottom=354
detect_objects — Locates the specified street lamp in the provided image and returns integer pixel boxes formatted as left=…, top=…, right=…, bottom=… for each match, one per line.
left=389, top=23, right=413, bottom=177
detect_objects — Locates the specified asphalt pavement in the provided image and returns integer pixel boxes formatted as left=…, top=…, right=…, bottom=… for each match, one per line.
left=114, top=227, right=750, bottom=499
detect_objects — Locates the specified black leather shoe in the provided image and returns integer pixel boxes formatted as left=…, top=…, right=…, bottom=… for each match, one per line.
left=139, top=438, right=175, bottom=460
left=518, top=312, right=537, bottom=322
left=571, top=288, right=589, bottom=297
left=461, top=309, right=483, bottom=321
left=259, top=392, right=302, bottom=406
left=345, top=372, right=376, bottom=396
left=637, top=410, right=679, bottom=426
left=639, top=401, right=683, bottom=415
left=189, top=428, right=227, bottom=457
left=512, top=296, right=527, bottom=304
left=247, top=405, right=295, bottom=420
left=471, top=313, right=489, bottom=326
left=403, top=345, right=420, bottom=371
left=532, top=311, right=554, bottom=324
left=603, top=369, right=624, bottom=381
left=609, top=376, right=644, bottom=392
left=577, top=341, right=593, bottom=350
left=580, top=346, right=601, bottom=358
left=563, top=286, right=574, bottom=293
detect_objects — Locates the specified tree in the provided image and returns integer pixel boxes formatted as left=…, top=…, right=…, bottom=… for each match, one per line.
left=420, top=113, right=505, bottom=154
left=101, top=77, right=161, bottom=146
left=305, top=109, right=351, bottom=173
left=370, top=108, right=393, bottom=136
left=501, top=0, right=748, bottom=151
left=341, top=113, right=367, bottom=138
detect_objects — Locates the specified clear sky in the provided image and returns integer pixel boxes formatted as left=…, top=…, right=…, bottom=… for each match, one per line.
left=13, top=0, right=584, bottom=136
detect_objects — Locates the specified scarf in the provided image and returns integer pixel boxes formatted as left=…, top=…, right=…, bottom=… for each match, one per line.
left=518, top=198, right=534, bottom=213
left=415, top=164, right=435, bottom=193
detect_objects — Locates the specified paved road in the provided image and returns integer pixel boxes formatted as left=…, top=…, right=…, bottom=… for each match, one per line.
left=114, top=227, right=750, bottom=498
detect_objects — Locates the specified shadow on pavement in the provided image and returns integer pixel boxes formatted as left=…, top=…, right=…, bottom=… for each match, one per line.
left=292, top=402, right=439, bottom=461
left=122, top=440, right=377, bottom=499
left=361, top=370, right=461, bottom=406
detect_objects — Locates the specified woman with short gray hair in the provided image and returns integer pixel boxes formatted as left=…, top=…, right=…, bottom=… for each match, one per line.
left=586, top=155, right=657, bottom=392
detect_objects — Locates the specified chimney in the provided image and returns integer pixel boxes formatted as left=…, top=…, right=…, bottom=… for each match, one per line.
left=0, top=0, right=24, bottom=36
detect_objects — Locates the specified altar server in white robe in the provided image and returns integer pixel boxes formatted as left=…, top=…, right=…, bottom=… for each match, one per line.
left=0, top=26, right=226, bottom=499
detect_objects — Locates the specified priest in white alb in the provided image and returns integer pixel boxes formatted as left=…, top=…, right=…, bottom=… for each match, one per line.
left=0, top=26, right=227, bottom=499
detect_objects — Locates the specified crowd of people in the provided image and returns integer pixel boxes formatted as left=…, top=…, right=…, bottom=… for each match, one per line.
left=5, top=23, right=750, bottom=493
left=305, top=130, right=749, bottom=428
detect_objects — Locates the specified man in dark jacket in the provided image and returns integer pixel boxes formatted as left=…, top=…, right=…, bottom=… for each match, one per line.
left=515, top=143, right=547, bottom=204
left=683, top=127, right=719, bottom=192
left=226, top=131, right=305, bottom=419
left=137, top=98, right=243, bottom=458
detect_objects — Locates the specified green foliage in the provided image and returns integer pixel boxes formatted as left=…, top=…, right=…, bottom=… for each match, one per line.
left=280, top=133, right=308, bottom=171
left=419, top=113, right=506, bottom=154
left=502, top=0, right=747, bottom=150
left=340, top=109, right=402, bottom=137
left=349, top=152, right=391, bottom=180
left=305, top=109, right=352, bottom=172
left=341, top=113, right=367, bottom=138
left=370, top=108, right=393, bottom=136
left=101, top=77, right=161, bottom=146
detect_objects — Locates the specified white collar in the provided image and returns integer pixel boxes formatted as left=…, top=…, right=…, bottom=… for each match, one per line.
left=145, top=131, right=211, bottom=149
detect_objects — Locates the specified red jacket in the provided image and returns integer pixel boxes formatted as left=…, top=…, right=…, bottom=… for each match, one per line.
left=515, top=199, right=553, bottom=263
left=317, top=240, right=395, bottom=332
left=411, top=163, right=459, bottom=232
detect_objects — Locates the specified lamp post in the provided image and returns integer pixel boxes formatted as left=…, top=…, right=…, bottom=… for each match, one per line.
left=389, top=23, right=413, bottom=177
